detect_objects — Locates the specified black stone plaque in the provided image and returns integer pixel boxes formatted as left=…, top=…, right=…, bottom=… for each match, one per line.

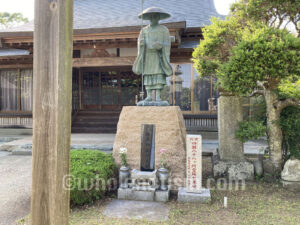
left=140, top=124, right=155, bottom=171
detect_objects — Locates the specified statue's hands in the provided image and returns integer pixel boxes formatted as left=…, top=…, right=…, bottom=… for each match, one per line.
left=153, top=42, right=162, bottom=50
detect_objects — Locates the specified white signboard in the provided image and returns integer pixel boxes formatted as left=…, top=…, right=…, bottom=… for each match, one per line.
left=186, top=134, right=202, bottom=193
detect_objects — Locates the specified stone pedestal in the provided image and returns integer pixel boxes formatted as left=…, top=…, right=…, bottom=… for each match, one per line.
left=178, top=187, right=211, bottom=203
left=218, top=95, right=244, bottom=161
left=113, top=106, right=186, bottom=189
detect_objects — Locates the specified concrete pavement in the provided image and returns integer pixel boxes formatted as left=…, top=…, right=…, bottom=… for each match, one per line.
left=0, top=154, right=31, bottom=225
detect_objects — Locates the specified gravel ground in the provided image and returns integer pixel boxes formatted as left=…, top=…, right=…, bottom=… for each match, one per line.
left=0, top=154, right=31, bottom=225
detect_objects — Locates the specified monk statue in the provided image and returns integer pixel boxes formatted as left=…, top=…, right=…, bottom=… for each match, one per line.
left=133, top=7, right=173, bottom=106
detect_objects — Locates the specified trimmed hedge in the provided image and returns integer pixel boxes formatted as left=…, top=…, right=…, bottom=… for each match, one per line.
left=70, top=150, right=117, bottom=206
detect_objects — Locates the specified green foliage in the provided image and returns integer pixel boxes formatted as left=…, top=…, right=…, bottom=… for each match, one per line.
left=70, top=150, right=117, bottom=206
left=236, top=121, right=266, bottom=143
left=219, top=26, right=300, bottom=95
left=230, top=0, right=300, bottom=36
left=120, top=153, right=127, bottom=166
left=0, top=12, right=28, bottom=29
left=280, top=106, right=300, bottom=160
left=278, top=79, right=300, bottom=99
left=192, top=16, right=247, bottom=77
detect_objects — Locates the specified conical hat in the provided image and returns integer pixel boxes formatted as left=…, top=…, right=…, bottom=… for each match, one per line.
left=138, top=7, right=171, bottom=20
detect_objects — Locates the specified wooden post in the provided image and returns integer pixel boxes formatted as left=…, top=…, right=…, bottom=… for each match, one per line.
left=17, top=68, right=21, bottom=111
left=79, top=68, right=83, bottom=109
left=191, top=63, right=194, bottom=113
left=31, top=0, right=73, bottom=224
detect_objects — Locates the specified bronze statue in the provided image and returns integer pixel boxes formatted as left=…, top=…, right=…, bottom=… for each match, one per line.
left=133, top=7, right=173, bottom=106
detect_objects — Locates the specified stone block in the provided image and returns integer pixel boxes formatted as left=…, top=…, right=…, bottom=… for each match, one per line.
left=131, top=190, right=155, bottom=201
left=218, top=96, right=244, bottom=161
left=263, top=159, right=277, bottom=175
left=281, top=159, right=300, bottom=182
left=118, top=188, right=133, bottom=200
left=117, top=188, right=155, bottom=201
left=131, top=169, right=158, bottom=190
left=155, top=189, right=170, bottom=202
left=281, top=180, right=300, bottom=192
left=213, top=161, right=254, bottom=180
left=177, top=187, right=211, bottom=203
left=113, top=106, right=186, bottom=189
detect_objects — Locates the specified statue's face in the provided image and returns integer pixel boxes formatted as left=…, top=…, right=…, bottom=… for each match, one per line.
left=150, top=13, right=160, bottom=25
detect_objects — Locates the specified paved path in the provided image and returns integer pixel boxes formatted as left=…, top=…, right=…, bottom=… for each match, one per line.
left=0, top=132, right=268, bottom=156
left=104, top=200, right=169, bottom=221
left=0, top=154, right=31, bottom=225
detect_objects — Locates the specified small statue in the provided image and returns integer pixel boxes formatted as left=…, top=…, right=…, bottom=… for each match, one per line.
left=133, top=7, right=173, bottom=106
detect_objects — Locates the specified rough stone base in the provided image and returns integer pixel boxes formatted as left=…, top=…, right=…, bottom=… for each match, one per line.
left=118, top=188, right=170, bottom=202
left=213, top=161, right=254, bottom=180
left=113, top=106, right=186, bottom=189
left=177, top=187, right=211, bottom=203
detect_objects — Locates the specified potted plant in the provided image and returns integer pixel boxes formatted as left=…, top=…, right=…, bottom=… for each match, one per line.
left=158, top=148, right=169, bottom=191
left=119, top=147, right=130, bottom=189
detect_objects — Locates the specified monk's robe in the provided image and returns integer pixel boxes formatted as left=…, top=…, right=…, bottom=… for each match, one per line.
left=133, top=24, right=172, bottom=89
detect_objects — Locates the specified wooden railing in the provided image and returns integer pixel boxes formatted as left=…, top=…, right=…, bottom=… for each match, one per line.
left=184, top=114, right=218, bottom=131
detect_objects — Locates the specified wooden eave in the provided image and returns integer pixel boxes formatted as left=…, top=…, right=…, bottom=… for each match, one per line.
left=0, top=21, right=186, bottom=49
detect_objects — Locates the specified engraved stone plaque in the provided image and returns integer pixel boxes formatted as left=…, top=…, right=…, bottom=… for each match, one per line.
left=140, top=124, right=155, bottom=171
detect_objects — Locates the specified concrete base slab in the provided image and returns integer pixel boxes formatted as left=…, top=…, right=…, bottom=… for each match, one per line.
left=177, top=187, right=211, bottom=203
left=0, top=151, right=10, bottom=157
left=12, top=148, right=32, bottom=156
left=104, top=200, right=169, bottom=221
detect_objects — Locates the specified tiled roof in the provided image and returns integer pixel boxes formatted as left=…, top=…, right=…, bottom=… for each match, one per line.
left=0, top=49, right=30, bottom=57
left=1, top=0, right=224, bottom=32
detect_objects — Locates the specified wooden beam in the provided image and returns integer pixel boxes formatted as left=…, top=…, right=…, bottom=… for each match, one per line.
left=0, top=21, right=185, bottom=38
left=0, top=25, right=181, bottom=46
left=0, top=64, right=33, bottom=69
left=73, top=41, right=137, bottom=50
left=73, top=56, right=136, bottom=67
left=31, top=0, right=73, bottom=224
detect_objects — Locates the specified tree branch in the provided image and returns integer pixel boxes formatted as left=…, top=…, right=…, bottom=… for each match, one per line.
left=249, top=89, right=264, bottom=97
left=257, top=81, right=267, bottom=90
left=277, top=98, right=300, bottom=111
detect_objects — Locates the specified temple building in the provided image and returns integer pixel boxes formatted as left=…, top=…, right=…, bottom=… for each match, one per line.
left=0, top=0, right=224, bottom=133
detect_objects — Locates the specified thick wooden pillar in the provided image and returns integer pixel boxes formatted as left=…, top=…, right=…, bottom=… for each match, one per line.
left=31, top=0, right=74, bottom=224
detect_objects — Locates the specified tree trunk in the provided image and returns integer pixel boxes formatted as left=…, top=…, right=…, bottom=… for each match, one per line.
left=264, top=89, right=283, bottom=171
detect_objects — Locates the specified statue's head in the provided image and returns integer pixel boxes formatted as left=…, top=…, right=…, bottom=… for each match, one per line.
left=149, top=13, right=160, bottom=25
left=138, top=7, right=171, bottom=22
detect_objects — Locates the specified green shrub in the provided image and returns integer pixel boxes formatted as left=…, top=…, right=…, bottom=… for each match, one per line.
left=280, top=106, right=300, bottom=160
left=70, top=150, right=117, bottom=206
left=236, top=120, right=266, bottom=143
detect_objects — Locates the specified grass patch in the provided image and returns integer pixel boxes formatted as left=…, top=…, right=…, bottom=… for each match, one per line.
left=69, top=182, right=300, bottom=225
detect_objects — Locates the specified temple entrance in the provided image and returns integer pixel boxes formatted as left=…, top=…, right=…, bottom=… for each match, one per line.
left=80, top=68, right=141, bottom=111
left=72, top=67, right=142, bottom=133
